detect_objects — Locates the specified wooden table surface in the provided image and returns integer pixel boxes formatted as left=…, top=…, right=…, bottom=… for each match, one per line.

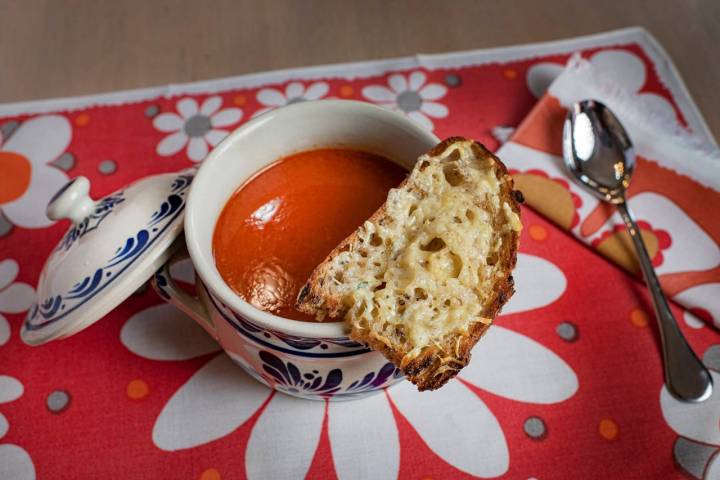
left=0, top=0, right=718, bottom=139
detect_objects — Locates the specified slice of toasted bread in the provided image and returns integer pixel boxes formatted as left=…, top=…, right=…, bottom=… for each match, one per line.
left=296, top=137, right=522, bottom=390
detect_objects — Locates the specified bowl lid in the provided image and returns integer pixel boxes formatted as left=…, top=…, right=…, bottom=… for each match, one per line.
left=21, top=168, right=195, bottom=346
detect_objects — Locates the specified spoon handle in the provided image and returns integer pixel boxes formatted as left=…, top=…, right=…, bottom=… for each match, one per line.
left=617, top=200, right=712, bottom=402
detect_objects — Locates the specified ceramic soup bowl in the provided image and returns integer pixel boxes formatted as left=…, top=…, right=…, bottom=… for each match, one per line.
left=153, top=100, right=439, bottom=401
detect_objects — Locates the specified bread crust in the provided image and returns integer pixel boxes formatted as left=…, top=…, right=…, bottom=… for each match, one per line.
left=297, top=137, right=522, bottom=390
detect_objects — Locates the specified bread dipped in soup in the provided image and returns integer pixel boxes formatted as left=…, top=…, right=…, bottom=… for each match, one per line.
left=297, top=138, right=523, bottom=390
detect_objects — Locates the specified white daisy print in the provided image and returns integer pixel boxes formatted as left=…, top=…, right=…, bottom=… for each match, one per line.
left=0, top=259, right=35, bottom=346
left=0, top=375, right=35, bottom=480
left=153, top=96, right=242, bottom=162
left=253, top=81, right=330, bottom=117
left=660, top=354, right=720, bottom=479
left=0, top=260, right=36, bottom=478
left=362, top=71, right=449, bottom=131
left=589, top=193, right=720, bottom=277
left=526, top=50, right=679, bottom=125
left=492, top=126, right=516, bottom=145
left=0, top=115, right=71, bottom=229
left=122, top=253, right=576, bottom=479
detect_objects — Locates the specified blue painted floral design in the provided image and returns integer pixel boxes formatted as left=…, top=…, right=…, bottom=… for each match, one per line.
left=227, top=306, right=364, bottom=350
left=233, top=314, right=263, bottom=333
left=272, top=330, right=335, bottom=350
left=346, top=362, right=403, bottom=395
left=170, top=173, right=193, bottom=194
left=38, top=295, right=63, bottom=318
left=259, top=350, right=342, bottom=397
left=108, top=230, right=151, bottom=267
left=25, top=170, right=194, bottom=329
left=56, top=191, right=125, bottom=252
left=255, top=350, right=403, bottom=399
left=206, top=290, right=370, bottom=359
left=153, top=269, right=171, bottom=301
left=272, top=329, right=364, bottom=350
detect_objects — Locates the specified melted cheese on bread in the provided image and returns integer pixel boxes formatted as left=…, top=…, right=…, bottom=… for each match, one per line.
left=316, top=141, right=521, bottom=354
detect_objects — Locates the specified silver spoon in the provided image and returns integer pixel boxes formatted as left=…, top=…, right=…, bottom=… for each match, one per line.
left=563, top=99, right=712, bottom=402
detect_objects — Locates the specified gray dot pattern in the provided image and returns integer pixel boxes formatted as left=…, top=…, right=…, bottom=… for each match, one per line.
left=397, top=91, right=423, bottom=113
left=53, top=152, right=76, bottom=171
left=47, top=390, right=71, bottom=413
left=184, top=114, right=212, bottom=137
left=0, top=213, right=12, bottom=237
left=0, top=120, right=19, bottom=139
left=445, top=74, right=462, bottom=87
left=144, top=105, right=160, bottom=118
left=703, top=344, right=720, bottom=371
left=98, top=159, right=117, bottom=175
left=556, top=322, right=578, bottom=342
left=523, top=416, right=547, bottom=439
left=673, top=437, right=717, bottom=479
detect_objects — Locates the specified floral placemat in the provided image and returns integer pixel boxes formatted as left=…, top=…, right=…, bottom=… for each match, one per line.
left=498, top=54, right=720, bottom=329
left=1, top=27, right=718, bottom=480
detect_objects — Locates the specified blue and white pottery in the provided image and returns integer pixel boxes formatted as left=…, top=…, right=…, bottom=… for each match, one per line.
left=164, top=101, right=439, bottom=400
left=26, top=100, right=439, bottom=401
left=22, top=169, right=195, bottom=345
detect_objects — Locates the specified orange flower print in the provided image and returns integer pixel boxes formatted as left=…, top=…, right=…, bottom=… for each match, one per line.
left=592, top=220, right=672, bottom=273
left=510, top=169, right=582, bottom=230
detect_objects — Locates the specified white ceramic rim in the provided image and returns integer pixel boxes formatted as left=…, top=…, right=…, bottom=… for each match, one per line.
left=185, top=100, right=439, bottom=338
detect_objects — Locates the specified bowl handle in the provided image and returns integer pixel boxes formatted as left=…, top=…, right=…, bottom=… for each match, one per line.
left=151, top=248, right=217, bottom=340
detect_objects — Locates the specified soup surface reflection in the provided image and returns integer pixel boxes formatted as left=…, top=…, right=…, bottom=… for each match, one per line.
left=213, top=148, right=407, bottom=321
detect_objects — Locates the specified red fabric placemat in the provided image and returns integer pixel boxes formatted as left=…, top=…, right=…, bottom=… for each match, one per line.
left=0, top=28, right=718, bottom=480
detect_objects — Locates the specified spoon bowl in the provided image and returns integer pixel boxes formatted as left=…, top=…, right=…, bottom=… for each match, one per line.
left=563, top=100, right=635, bottom=203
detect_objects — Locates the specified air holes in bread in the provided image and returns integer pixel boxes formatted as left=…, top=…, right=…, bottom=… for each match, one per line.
left=443, top=164, right=464, bottom=186
left=420, top=237, right=446, bottom=252
left=449, top=252, right=462, bottom=278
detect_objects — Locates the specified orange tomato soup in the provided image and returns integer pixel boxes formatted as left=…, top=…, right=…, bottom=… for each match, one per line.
left=213, top=149, right=406, bottom=321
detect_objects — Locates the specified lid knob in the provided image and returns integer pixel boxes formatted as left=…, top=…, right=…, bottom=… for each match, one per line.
left=47, top=177, right=96, bottom=224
